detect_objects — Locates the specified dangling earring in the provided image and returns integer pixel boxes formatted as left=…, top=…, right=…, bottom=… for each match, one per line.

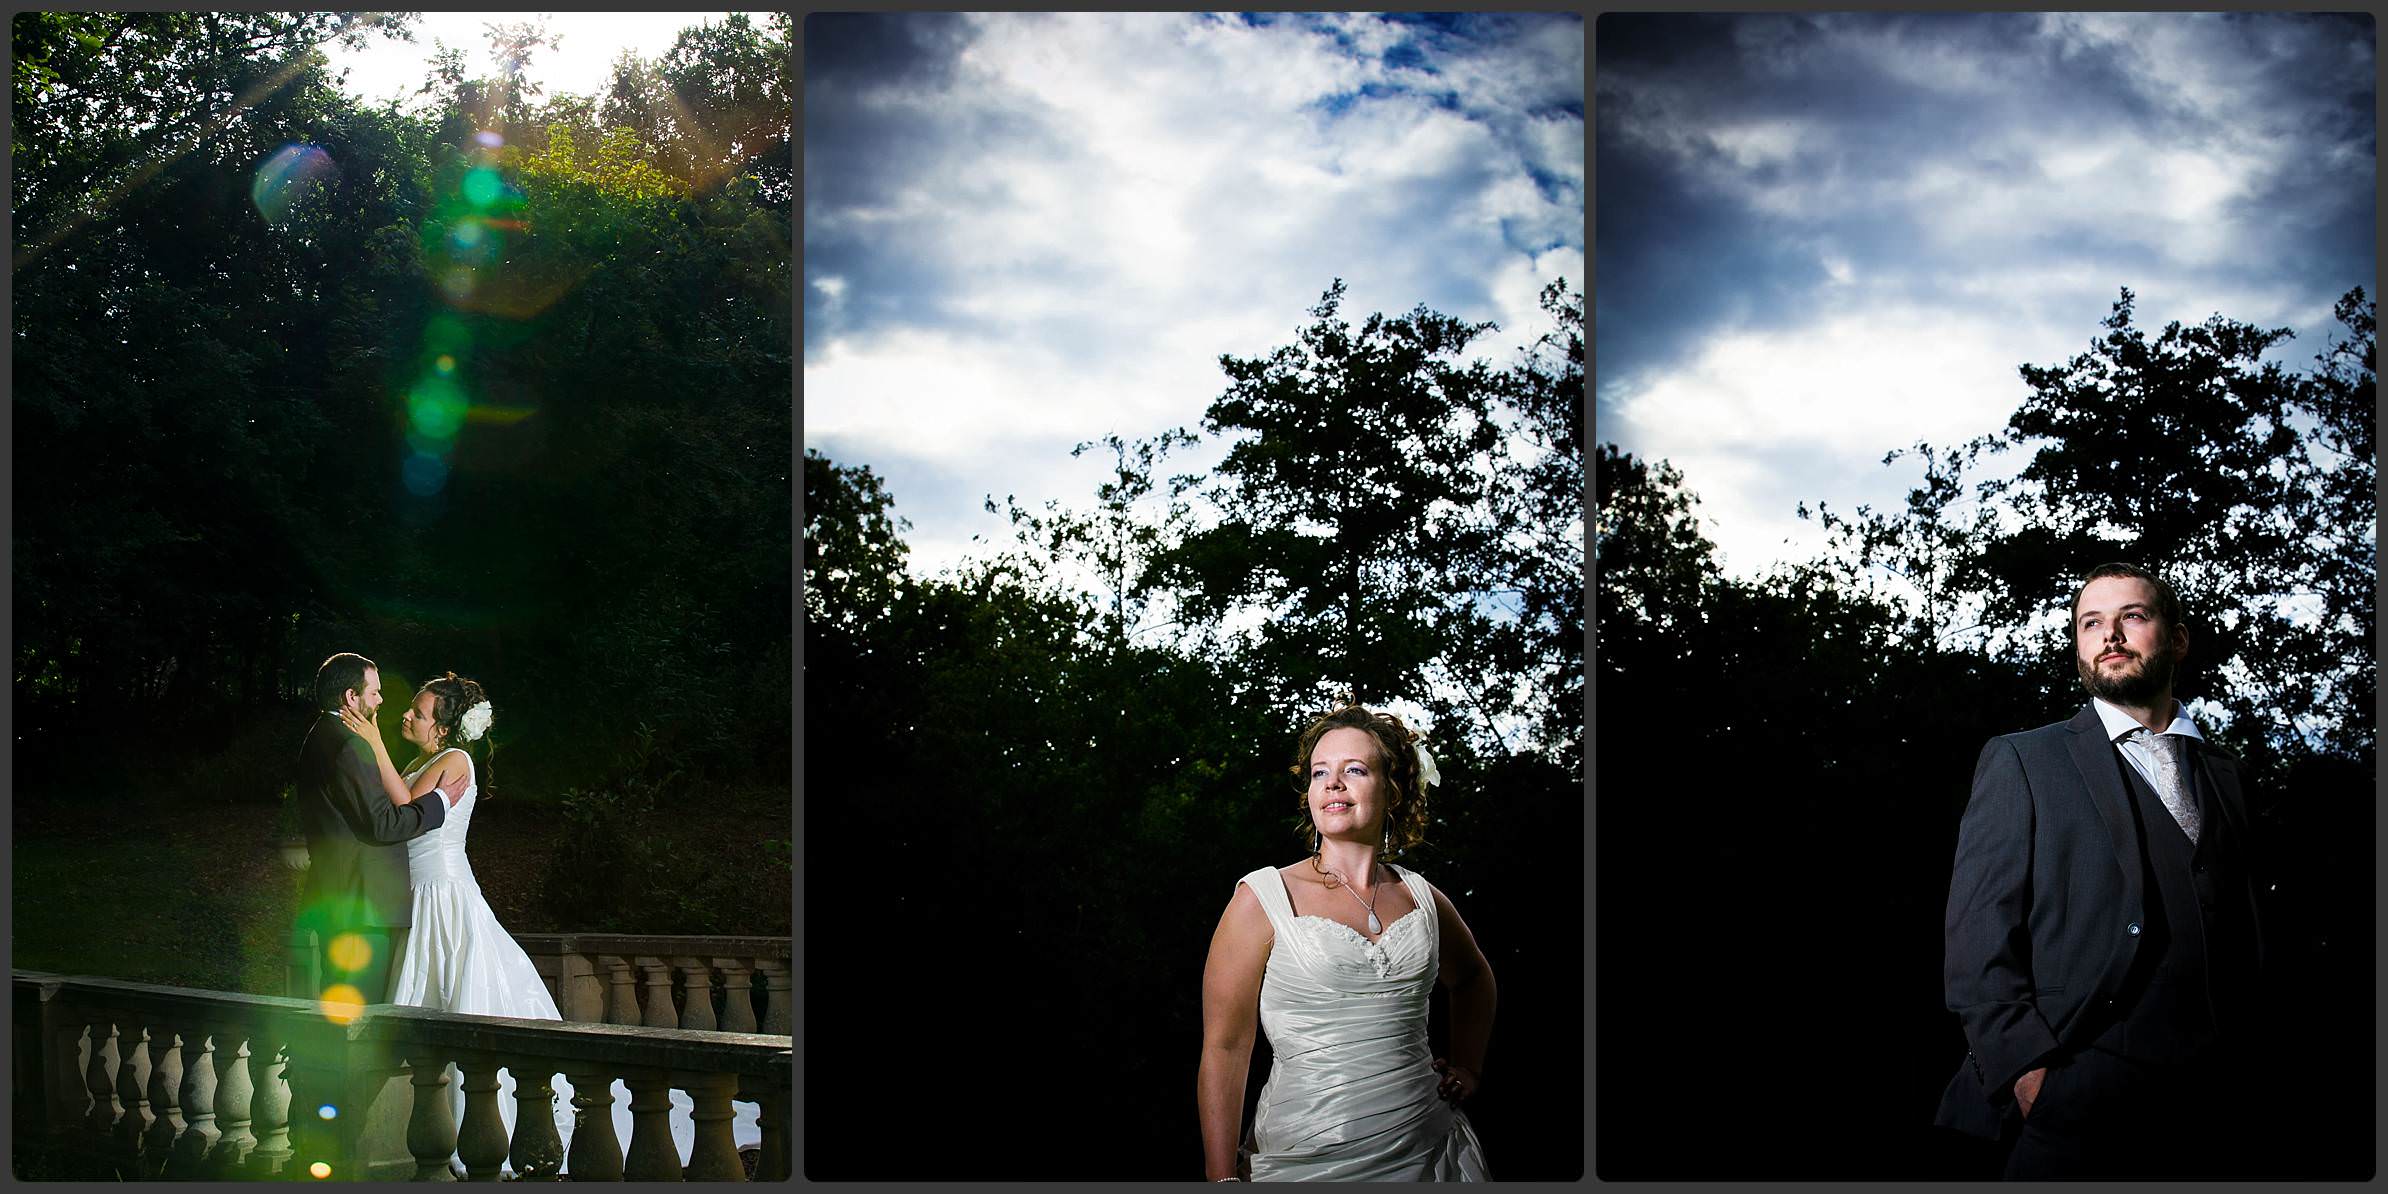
left=1310, top=824, right=1321, bottom=855
left=1382, top=818, right=1391, bottom=853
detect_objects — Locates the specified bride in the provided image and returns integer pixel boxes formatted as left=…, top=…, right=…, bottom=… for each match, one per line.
left=1198, top=703, right=1496, bottom=1181
left=339, top=672, right=762, bottom=1175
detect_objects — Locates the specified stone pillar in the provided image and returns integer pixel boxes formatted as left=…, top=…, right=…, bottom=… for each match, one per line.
left=563, top=1068, right=624, bottom=1181
left=247, top=1025, right=293, bottom=1178
left=206, top=1028, right=257, bottom=1175
left=674, top=958, right=718, bottom=1032
left=559, top=952, right=604, bottom=1022
left=83, top=1017, right=122, bottom=1137
left=279, top=1024, right=384, bottom=1184
left=108, top=1021, right=154, bottom=1176
left=454, top=1054, right=509, bottom=1181
left=168, top=1029, right=218, bottom=1178
left=621, top=1072, right=682, bottom=1181
left=755, top=1085, right=790, bottom=1181
left=505, top=1061, right=566, bottom=1180
left=48, top=1014, right=89, bottom=1137
left=637, top=958, right=679, bottom=1029
left=714, top=958, right=758, bottom=1033
left=407, top=1055, right=459, bottom=1181
left=681, top=1070, right=745, bottom=1181
left=756, top=961, right=791, bottom=1036
left=140, top=1025, right=184, bottom=1179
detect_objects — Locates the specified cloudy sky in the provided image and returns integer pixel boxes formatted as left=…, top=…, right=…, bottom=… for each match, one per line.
left=1597, top=12, right=2375, bottom=579
left=804, top=12, right=1585, bottom=577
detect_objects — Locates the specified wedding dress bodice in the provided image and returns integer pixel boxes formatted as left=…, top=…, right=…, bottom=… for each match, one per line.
left=402, top=749, right=479, bottom=887
left=1237, top=864, right=1489, bottom=1181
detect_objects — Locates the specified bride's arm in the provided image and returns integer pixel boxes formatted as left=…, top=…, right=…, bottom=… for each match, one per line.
left=338, top=707, right=420, bottom=806
left=408, top=752, right=466, bottom=806
left=1198, top=882, right=1272, bottom=1181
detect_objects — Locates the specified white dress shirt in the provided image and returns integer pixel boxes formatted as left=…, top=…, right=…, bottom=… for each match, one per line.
left=2090, top=696, right=2206, bottom=796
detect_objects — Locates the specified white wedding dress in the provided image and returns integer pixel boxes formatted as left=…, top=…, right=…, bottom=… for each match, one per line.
left=1236, top=865, right=1491, bottom=1181
left=387, top=748, right=762, bottom=1175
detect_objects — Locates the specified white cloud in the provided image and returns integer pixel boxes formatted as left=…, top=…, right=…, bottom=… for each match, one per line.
left=807, top=13, right=1585, bottom=573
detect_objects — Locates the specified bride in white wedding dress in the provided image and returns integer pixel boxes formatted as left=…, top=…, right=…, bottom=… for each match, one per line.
left=342, top=673, right=762, bottom=1176
left=1199, top=705, right=1497, bottom=1181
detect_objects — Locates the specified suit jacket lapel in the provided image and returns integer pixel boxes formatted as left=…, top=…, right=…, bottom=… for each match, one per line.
left=2063, top=703, right=2146, bottom=910
left=2193, top=744, right=2251, bottom=841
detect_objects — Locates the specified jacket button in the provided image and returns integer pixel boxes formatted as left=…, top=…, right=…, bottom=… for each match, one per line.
left=2194, top=862, right=2207, bottom=874
left=2127, top=922, right=2142, bottom=936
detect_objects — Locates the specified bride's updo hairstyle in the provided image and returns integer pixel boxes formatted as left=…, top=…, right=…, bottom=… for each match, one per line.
left=420, top=671, right=496, bottom=798
left=1287, top=703, right=1432, bottom=857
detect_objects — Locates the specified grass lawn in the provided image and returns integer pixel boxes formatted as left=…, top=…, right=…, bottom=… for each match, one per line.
left=14, top=781, right=790, bottom=995
left=14, top=818, right=299, bottom=995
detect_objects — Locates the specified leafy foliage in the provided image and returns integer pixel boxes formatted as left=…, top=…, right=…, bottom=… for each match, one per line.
left=1805, top=287, right=2377, bottom=769
left=12, top=13, right=792, bottom=798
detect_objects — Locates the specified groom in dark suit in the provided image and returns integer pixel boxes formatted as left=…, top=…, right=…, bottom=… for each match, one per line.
left=294, top=652, right=449, bottom=1004
left=1936, top=563, right=2269, bottom=1179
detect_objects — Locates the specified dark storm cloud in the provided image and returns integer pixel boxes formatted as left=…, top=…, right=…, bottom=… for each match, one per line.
left=1595, top=11, right=2376, bottom=404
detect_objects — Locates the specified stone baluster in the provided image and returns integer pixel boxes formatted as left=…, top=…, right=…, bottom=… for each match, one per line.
left=205, top=1027, right=258, bottom=1175
left=749, top=1083, right=790, bottom=1182
left=166, top=1028, right=218, bottom=1178
left=756, top=961, right=791, bottom=1035
left=407, top=1054, right=460, bottom=1180
left=83, top=1016, right=122, bottom=1138
left=682, top=1070, right=745, bottom=1181
left=637, top=957, right=679, bottom=1029
left=455, top=1054, right=510, bottom=1181
left=140, top=1023, right=185, bottom=1179
left=674, top=957, right=718, bottom=1032
left=563, top=1067, right=624, bottom=1180
left=604, top=957, right=642, bottom=1026
left=505, top=1061, right=566, bottom=1180
left=50, top=1019, right=91, bottom=1138
left=246, top=1024, right=294, bottom=1178
left=279, top=1030, right=368, bottom=1183
left=109, top=1020, right=154, bottom=1176
left=621, top=1072, right=682, bottom=1180
left=713, top=958, right=758, bottom=1033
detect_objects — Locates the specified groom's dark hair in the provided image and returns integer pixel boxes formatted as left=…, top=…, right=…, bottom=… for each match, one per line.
left=311, top=652, right=377, bottom=710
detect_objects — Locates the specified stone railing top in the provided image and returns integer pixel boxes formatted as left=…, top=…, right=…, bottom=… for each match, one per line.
left=363, top=1004, right=790, bottom=1072
left=16, top=970, right=321, bottom=1021
left=510, top=933, right=791, bottom=961
left=15, top=971, right=792, bottom=1074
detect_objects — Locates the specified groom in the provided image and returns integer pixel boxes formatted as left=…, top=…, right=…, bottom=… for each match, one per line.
left=1937, top=564, right=2270, bottom=1178
left=294, top=652, right=450, bottom=1004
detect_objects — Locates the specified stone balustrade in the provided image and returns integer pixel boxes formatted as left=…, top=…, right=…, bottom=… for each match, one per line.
left=512, top=934, right=792, bottom=1035
left=14, top=970, right=791, bottom=1181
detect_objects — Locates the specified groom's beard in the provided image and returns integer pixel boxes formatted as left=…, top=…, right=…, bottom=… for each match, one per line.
left=2078, top=644, right=2178, bottom=706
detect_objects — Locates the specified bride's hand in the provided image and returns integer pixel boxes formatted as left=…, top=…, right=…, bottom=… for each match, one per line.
left=338, top=706, right=386, bottom=752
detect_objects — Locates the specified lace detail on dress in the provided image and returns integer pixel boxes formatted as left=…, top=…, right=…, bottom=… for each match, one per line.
left=1291, top=909, right=1430, bottom=978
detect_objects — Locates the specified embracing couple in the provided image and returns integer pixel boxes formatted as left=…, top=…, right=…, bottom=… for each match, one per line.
left=293, top=652, right=522, bottom=1013
left=292, top=651, right=761, bottom=1173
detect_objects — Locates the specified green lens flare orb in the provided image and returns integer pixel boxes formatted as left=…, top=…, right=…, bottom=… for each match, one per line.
left=407, top=377, right=467, bottom=440
left=462, top=167, right=504, bottom=208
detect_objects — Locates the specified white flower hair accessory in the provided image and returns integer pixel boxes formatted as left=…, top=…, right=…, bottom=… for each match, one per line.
left=458, top=700, right=494, bottom=742
left=1414, top=740, right=1440, bottom=790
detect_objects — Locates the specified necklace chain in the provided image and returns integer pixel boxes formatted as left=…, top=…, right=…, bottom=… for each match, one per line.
left=1315, top=857, right=1386, bottom=935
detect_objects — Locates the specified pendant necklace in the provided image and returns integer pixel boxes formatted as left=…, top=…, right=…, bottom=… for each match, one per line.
left=1322, top=862, right=1385, bottom=935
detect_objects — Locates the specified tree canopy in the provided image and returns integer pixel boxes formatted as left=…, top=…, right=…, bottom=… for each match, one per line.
left=13, top=12, right=793, bottom=793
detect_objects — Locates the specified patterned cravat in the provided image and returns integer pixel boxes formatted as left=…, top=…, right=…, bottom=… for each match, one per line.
left=2134, top=729, right=2201, bottom=844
